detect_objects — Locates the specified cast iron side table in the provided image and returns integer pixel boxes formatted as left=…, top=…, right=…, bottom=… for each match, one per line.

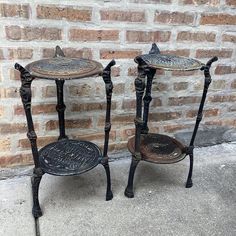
left=125, top=43, right=218, bottom=198
left=15, top=46, right=116, bottom=218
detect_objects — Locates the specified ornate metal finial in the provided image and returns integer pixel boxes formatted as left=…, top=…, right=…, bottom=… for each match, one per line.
left=54, top=46, right=65, bottom=58
left=149, top=43, right=160, bottom=54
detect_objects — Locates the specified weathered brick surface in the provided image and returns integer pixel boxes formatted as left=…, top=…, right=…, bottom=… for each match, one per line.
left=177, top=31, right=216, bottom=42
left=69, top=29, right=119, bottom=42
left=42, top=47, right=92, bottom=59
left=100, top=49, right=141, bottom=59
left=215, top=65, right=236, bottom=75
left=155, top=11, right=196, bottom=25
left=196, top=49, right=232, bottom=58
left=226, top=0, right=236, bottom=6
left=0, top=0, right=236, bottom=167
left=6, top=26, right=62, bottom=41
left=222, top=33, right=236, bottom=43
left=37, top=5, right=92, bottom=22
left=0, top=4, right=29, bottom=18
left=8, top=48, right=33, bottom=59
left=200, top=14, right=236, bottom=25
left=126, top=31, right=171, bottom=43
left=100, top=10, right=145, bottom=22
left=181, top=0, right=220, bottom=5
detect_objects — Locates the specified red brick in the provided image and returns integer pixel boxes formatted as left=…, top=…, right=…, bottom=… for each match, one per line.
left=98, top=114, right=134, bottom=127
left=0, top=138, right=10, bottom=151
left=71, top=102, right=116, bottom=112
left=152, top=82, right=168, bottom=92
left=173, top=82, right=188, bottom=91
left=231, top=80, right=236, bottom=89
left=0, top=123, right=29, bottom=134
left=100, top=10, right=145, bottom=22
left=69, top=84, right=92, bottom=97
left=226, top=0, right=236, bottom=6
left=73, top=131, right=116, bottom=143
left=42, top=86, right=56, bottom=98
left=46, top=118, right=92, bottom=131
left=181, top=0, right=219, bottom=5
left=215, top=65, right=236, bottom=75
left=42, top=47, right=92, bottom=59
left=200, top=14, right=236, bottom=25
left=128, top=0, right=171, bottom=3
left=177, top=31, right=216, bottom=42
left=186, top=108, right=219, bottom=118
left=119, top=128, right=135, bottom=141
left=0, top=48, right=4, bottom=60
left=5, top=26, right=62, bottom=41
left=209, top=95, right=236, bottom=103
left=196, top=49, right=232, bottom=58
left=113, top=83, right=125, bottom=94
left=172, top=70, right=195, bottom=76
left=168, top=96, right=201, bottom=106
left=152, top=97, right=162, bottom=107
left=122, top=99, right=136, bottom=110
left=222, top=34, right=236, bottom=43
left=155, top=11, right=195, bottom=25
left=212, top=80, right=226, bottom=89
left=8, top=48, right=33, bottom=59
left=111, top=67, right=121, bottom=77
left=0, top=154, right=33, bottom=167
left=126, top=31, right=171, bottom=43
left=10, top=68, right=21, bottom=80
left=0, top=87, right=19, bottom=98
left=100, top=49, right=141, bottom=59
left=69, top=29, right=119, bottom=42
left=19, top=136, right=57, bottom=149
left=149, top=111, right=182, bottom=121
left=0, top=3, right=29, bottom=18
left=14, top=104, right=56, bottom=115
left=163, top=124, right=191, bottom=133
left=204, top=120, right=222, bottom=126
left=162, top=49, right=190, bottom=57
left=37, top=5, right=92, bottom=22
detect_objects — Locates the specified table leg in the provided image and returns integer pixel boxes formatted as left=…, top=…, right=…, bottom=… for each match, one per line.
left=55, top=79, right=68, bottom=140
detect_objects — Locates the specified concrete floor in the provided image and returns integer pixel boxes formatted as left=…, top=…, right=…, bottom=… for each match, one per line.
left=0, top=143, right=236, bottom=236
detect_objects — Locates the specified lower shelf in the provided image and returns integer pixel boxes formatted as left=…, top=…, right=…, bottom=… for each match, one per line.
left=127, top=133, right=187, bottom=164
left=39, top=139, right=102, bottom=176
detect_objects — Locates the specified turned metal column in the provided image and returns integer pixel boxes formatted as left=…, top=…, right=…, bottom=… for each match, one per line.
left=15, top=63, right=44, bottom=218
left=186, top=56, right=218, bottom=188
left=56, top=79, right=67, bottom=140
left=134, top=65, right=146, bottom=160
left=142, top=68, right=156, bottom=134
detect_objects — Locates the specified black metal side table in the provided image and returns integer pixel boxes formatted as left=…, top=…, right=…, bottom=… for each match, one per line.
left=125, top=43, right=218, bottom=198
left=15, top=46, right=116, bottom=218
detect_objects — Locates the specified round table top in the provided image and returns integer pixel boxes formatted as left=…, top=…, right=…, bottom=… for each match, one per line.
left=135, top=53, right=204, bottom=71
left=25, top=57, right=104, bottom=80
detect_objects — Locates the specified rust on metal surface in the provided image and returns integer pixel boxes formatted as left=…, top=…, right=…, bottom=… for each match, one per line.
left=25, top=57, right=103, bottom=80
left=127, top=133, right=186, bottom=164
left=135, top=54, right=203, bottom=71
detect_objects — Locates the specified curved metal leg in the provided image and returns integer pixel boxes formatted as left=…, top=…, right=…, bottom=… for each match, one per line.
left=186, top=153, right=193, bottom=188
left=31, top=168, right=44, bottom=218
left=124, top=157, right=140, bottom=198
left=102, top=161, right=113, bottom=201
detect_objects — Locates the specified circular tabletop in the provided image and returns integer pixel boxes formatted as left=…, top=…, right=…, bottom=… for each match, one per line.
left=135, top=54, right=203, bottom=71
left=25, top=57, right=104, bottom=80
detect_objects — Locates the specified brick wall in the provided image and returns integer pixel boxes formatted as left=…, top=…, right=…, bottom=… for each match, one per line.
left=0, top=0, right=235, bottom=167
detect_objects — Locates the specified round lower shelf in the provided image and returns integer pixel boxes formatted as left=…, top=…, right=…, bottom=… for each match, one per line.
left=39, top=139, right=102, bottom=176
left=127, top=133, right=187, bottom=164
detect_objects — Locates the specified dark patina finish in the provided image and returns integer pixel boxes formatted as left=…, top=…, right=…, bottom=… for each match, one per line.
left=15, top=46, right=115, bottom=219
left=125, top=43, right=218, bottom=198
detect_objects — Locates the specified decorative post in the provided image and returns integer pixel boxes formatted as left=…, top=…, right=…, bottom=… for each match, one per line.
left=186, top=56, right=218, bottom=188
left=102, top=59, right=116, bottom=201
